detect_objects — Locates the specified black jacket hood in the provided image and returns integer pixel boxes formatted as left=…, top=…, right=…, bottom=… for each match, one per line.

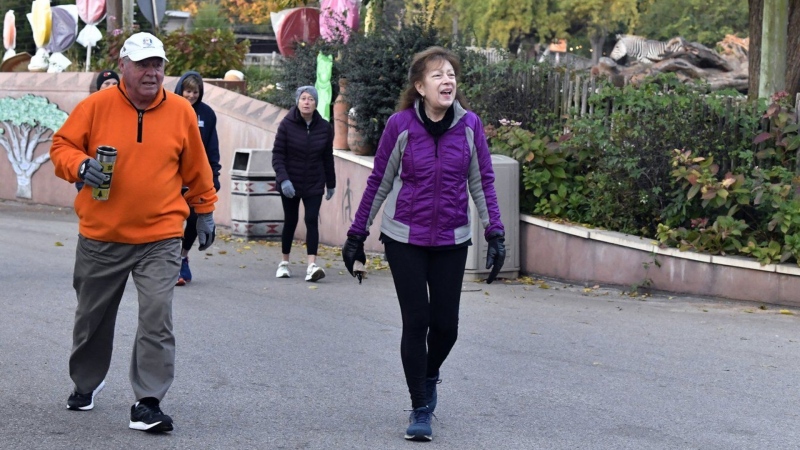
left=175, top=71, right=204, bottom=104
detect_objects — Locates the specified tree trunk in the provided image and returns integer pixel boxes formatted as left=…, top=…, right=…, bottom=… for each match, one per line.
left=786, top=0, right=800, bottom=100
left=590, top=32, right=605, bottom=65
left=748, top=0, right=764, bottom=99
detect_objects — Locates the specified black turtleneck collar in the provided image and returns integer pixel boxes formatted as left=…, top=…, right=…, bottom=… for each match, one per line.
left=418, top=102, right=455, bottom=138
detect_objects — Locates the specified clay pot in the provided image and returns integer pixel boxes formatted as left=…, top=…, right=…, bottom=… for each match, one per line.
left=347, top=107, right=373, bottom=156
left=333, top=79, right=349, bottom=150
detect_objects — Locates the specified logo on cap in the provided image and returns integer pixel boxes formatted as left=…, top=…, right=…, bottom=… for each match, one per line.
left=142, top=37, right=154, bottom=48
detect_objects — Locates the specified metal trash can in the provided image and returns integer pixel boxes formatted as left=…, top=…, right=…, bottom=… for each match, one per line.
left=465, top=154, right=520, bottom=281
left=229, top=148, right=283, bottom=239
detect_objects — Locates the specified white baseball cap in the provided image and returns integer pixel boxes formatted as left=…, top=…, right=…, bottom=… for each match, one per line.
left=120, top=32, right=169, bottom=62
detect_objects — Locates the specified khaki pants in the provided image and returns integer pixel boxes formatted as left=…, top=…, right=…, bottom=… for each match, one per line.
left=70, top=236, right=181, bottom=401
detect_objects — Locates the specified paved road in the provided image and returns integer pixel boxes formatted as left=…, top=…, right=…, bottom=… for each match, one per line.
left=2, top=200, right=800, bottom=450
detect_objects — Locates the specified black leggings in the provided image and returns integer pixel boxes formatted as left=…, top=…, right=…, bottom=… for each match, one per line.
left=383, top=240, right=468, bottom=409
left=281, top=194, right=323, bottom=255
left=182, top=207, right=198, bottom=251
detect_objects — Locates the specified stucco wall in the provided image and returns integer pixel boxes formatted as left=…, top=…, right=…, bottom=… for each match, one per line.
left=521, top=215, right=800, bottom=307
left=0, top=72, right=287, bottom=227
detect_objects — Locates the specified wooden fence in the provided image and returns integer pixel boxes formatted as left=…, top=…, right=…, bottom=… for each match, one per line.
left=528, top=68, right=800, bottom=174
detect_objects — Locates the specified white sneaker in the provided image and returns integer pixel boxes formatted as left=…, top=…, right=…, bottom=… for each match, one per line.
left=276, top=261, right=291, bottom=278
left=305, top=263, right=325, bottom=282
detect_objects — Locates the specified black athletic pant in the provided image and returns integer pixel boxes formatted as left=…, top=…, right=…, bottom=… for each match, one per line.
left=383, top=240, right=469, bottom=409
left=182, top=207, right=198, bottom=251
left=280, top=194, right=323, bottom=255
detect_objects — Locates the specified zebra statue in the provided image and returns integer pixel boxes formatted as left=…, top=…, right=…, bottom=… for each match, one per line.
left=610, top=35, right=678, bottom=64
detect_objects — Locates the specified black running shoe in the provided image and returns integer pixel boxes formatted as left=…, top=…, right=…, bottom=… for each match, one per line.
left=129, top=399, right=174, bottom=432
left=66, top=380, right=105, bottom=411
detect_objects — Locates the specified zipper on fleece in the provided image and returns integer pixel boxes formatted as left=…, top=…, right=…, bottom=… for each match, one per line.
left=137, top=110, right=144, bottom=143
left=430, top=136, right=442, bottom=243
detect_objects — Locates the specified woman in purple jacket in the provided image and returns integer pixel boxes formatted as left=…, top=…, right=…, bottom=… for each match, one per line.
left=342, top=46, right=506, bottom=441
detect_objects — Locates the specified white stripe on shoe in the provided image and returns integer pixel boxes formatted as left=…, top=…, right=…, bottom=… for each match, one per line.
left=66, top=379, right=105, bottom=411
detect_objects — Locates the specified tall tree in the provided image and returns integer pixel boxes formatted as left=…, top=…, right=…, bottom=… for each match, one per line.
left=561, top=0, right=639, bottom=64
left=786, top=0, right=800, bottom=100
left=748, top=0, right=762, bottom=99
left=748, top=0, right=800, bottom=100
left=637, top=0, right=748, bottom=46
left=440, top=0, right=566, bottom=51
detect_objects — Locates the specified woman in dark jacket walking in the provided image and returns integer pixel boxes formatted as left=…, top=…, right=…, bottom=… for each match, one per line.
left=272, top=86, right=336, bottom=281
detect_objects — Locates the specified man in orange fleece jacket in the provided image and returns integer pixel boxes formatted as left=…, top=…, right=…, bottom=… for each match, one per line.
left=50, top=32, right=218, bottom=433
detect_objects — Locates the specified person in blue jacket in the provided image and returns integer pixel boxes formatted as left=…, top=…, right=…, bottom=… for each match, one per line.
left=174, top=71, right=222, bottom=285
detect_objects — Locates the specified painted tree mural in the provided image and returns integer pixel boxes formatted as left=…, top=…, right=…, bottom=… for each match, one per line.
left=0, top=95, right=68, bottom=199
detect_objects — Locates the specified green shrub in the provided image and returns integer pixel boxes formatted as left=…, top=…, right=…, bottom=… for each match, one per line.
left=243, top=65, right=283, bottom=102
left=266, top=38, right=343, bottom=111
left=95, top=28, right=248, bottom=78
left=337, top=9, right=441, bottom=148
left=653, top=92, right=800, bottom=265
left=162, top=28, right=248, bottom=78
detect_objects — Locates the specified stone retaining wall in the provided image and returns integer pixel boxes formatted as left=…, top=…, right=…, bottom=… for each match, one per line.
left=521, top=215, right=800, bottom=307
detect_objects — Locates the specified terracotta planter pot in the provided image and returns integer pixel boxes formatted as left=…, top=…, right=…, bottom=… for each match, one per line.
left=347, top=108, right=373, bottom=156
left=333, top=79, right=349, bottom=150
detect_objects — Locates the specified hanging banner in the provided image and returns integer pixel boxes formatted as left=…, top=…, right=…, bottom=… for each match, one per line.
left=76, top=0, right=106, bottom=71
left=320, top=0, right=360, bottom=42
left=3, top=10, right=16, bottom=62
left=26, top=0, right=52, bottom=71
left=46, top=5, right=78, bottom=72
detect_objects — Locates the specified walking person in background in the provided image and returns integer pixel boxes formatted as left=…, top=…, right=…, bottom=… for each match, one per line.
left=50, top=32, right=218, bottom=433
left=174, top=71, right=222, bottom=286
left=342, top=46, right=506, bottom=442
left=94, top=69, right=120, bottom=91
left=272, top=86, right=335, bottom=282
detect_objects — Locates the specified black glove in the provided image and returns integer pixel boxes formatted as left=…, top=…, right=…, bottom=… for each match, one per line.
left=342, top=234, right=367, bottom=278
left=485, top=231, right=506, bottom=284
left=197, top=213, right=216, bottom=251
left=78, top=158, right=107, bottom=188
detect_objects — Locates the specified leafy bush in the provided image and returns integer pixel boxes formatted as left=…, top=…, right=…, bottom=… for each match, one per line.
left=162, top=29, right=248, bottom=78
left=541, top=74, right=759, bottom=237
left=459, top=56, right=561, bottom=129
left=265, top=38, right=343, bottom=111
left=488, top=73, right=800, bottom=266
left=95, top=28, right=248, bottom=78
left=337, top=11, right=441, bottom=148
left=266, top=2, right=444, bottom=149
left=243, top=65, right=283, bottom=103
left=653, top=91, right=800, bottom=265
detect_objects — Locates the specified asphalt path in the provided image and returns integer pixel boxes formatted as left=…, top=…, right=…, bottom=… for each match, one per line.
left=2, top=200, right=800, bottom=450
